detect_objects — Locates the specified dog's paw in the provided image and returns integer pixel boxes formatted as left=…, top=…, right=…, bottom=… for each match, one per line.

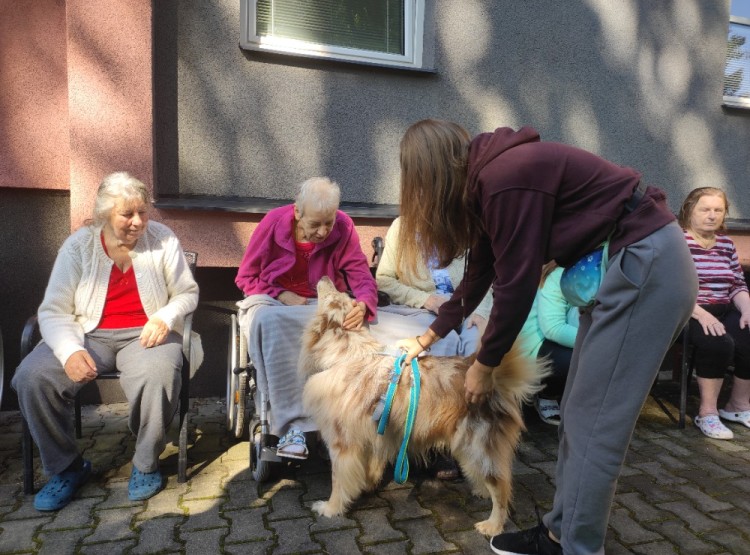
left=474, top=519, right=503, bottom=537
left=312, top=500, right=341, bottom=518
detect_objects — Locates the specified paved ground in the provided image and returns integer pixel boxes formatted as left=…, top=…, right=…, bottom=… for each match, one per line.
left=0, top=377, right=749, bottom=555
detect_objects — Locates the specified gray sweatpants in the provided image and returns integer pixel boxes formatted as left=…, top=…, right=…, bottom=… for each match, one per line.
left=12, top=327, right=182, bottom=476
left=543, top=221, right=697, bottom=554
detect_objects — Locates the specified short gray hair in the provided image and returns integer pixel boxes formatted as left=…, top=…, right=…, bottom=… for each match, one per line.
left=92, top=172, right=151, bottom=226
left=294, top=177, right=340, bottom=216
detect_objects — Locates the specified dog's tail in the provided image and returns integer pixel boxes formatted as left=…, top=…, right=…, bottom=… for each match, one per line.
left=488, top=343, right=551, bottom=424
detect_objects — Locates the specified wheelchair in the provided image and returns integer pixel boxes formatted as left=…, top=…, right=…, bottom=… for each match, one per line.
left=226, top=237, right=385, bottom=482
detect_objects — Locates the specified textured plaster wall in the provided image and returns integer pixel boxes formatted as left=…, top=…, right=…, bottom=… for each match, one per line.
left=172, top=1, right=749, bottom=229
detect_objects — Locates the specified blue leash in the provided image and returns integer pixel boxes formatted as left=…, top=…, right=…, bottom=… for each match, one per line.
left=376, top=353, right=421, bottom=484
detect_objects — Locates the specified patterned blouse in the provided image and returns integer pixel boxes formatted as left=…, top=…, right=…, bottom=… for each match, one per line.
left=684, top=231, right=749, bottom=305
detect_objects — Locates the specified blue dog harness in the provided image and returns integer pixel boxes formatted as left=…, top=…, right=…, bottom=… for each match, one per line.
left=375, top=353, right=421, bottom=484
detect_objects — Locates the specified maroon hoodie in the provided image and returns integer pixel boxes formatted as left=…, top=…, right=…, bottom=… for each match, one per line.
left=430, top=127, right=675, bottom=367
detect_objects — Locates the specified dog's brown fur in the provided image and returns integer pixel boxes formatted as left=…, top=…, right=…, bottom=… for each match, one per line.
left=300, top=277, right=548, bottom=535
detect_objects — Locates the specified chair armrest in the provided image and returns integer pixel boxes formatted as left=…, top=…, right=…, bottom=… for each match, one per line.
left=20, top=315, right=39, bottom=359
left=182, top=312, right=193, bottom=364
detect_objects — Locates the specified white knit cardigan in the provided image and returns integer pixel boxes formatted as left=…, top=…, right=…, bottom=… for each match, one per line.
left=375, top=217, right=492, bottom=320
left=38, top=221, right=199, bottom=366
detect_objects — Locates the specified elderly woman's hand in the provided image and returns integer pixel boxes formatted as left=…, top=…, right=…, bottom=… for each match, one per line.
left=64, top=350, right=98, bottom=383
left=465, top=314, right=488, bottom=336
left=140, top=316, right=170, bottom=348
left=423, top=294, right=449, bottom=314
left=278, top=291, right=308, bottom=306
left=343, top=300, right=367, bottom=330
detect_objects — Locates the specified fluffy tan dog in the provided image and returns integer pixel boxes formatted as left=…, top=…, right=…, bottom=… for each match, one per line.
left=300, top=277, right=548, bottom=536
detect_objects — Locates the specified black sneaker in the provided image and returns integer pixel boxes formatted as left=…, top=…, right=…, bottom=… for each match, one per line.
left=490, top=523, right=562, bottom=555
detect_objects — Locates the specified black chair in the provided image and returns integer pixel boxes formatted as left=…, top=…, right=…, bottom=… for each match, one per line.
left=21, top=251, right=198, bottom=494
left=677, top=326, right=696, bottom=429
left=0, top=327, right=4, bottom=410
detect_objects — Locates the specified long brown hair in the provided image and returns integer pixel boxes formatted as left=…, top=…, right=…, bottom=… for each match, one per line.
left=397, top=119, right=475, bottom=276
left=677, top=187, right=729, bottom=232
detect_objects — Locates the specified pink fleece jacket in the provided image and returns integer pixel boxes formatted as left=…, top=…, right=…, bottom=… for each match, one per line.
left=235, top=204, right=378, bottom=319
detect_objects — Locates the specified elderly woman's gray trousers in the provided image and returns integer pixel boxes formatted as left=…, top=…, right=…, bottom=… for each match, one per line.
left=12, top=327, right=182, bottom=476
left=542, top=221, right=697, bottom=555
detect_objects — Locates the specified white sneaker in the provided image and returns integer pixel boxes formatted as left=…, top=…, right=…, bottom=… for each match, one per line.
left=535, top=397, right=561, bottom=426
left=694, top=414, right=733, bottom=440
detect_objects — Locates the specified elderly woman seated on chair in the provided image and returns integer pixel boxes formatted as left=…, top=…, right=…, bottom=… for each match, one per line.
left=235, top=177, right=378, bottom=460
left=12, top=172, right=199, bottom=511
left=679, top=187, right=750, bottom=440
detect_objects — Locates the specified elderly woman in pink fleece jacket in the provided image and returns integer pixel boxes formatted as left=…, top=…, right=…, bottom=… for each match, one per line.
left=235, top=177, right=377, bottom=459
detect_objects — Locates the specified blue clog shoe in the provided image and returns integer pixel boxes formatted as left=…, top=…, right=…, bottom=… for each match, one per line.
left=128, top=466, right=163, bottom=501
left=34, top=460, right=92, bottom=511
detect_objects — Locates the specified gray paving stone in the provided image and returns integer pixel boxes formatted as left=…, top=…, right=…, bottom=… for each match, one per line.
left=224, top=507, right=273, bottom=543
left=79, top=539, right=137, bottom=554
left=225, top=539, right=275, bottom=554
left=182, top=525, right=229, bottom=554
left=614, top=492, right=664, bottom=522
left=363, top=539, right=410, bottom=554
left=0, top=517, right=50, bottom=553
left=630, top=461, right=688, bottom=486
left=608, top=506, right=662, bottom=544
left=646, top=519, right=723, bottom=555
left=266, top=487, right=309, bottom=521
left=308, top=507, right=357, bottom=533
left=95, top=479, right=141, bottom=510
left=83, top=506, right=140, bottom=544
left=672, top=484, right=734, bottom=512
left=378, top=488, right=431, bottom=520
left=703, top=528, right=750, bottom=554
left=38, top=527, right=92, bottom=555
left=0, top=484, right=20, bottom=507
left=315, top=527, right=361, bottom=554
left=40, top=496, right=101, bottom=530
left=222, top=479, right=267, bottom=511
left=181, top=498, right=229, bottom=531
left=184, top=471, right=228, bottom=501
left=355, top=507, right=403, bottom=544
left=132, top=515, right=183, bottom=553
left=656, top=501, right=727, bottom=534
left=267, top=517, right=320, bottom=554
left=396, top=517, right=456, bottom=554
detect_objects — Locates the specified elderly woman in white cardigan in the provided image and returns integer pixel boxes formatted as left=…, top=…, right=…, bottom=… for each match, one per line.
left=12, top=172, right=198, bottom=511
left=377, top=217, right=492, bottom=349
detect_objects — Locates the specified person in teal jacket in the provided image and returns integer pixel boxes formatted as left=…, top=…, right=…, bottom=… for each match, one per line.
left=517, top=263, right=579, bottom=425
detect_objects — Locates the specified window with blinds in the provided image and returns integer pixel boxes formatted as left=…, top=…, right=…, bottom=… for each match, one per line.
left=724, top=0, right=750, bottom=108
left=241, top=0, right=424, bottom=69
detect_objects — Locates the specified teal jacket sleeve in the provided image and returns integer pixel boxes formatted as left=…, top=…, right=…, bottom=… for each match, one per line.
left=537, top=268, right=579, bottom=348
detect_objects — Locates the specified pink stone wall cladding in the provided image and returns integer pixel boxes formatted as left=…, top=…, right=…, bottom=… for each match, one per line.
left=0, top=0, right=69, bottom=189
left=66, top=0, right=155, bottom=229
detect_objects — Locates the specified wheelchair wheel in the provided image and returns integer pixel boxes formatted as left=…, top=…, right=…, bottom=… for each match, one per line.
left=250, top=419, right=271, bottom=483
left=226, top=314, right=247, bottom=438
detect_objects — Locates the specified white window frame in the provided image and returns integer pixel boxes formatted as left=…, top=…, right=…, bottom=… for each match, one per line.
left=240, top=0, right=425, bottom=69
left=724, top=13, right=750, bottom=109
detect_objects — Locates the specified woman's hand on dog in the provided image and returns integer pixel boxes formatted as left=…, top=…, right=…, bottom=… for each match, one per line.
left=343, top=300, right=367, bottom=330
left=465, top=361, right=493, bottom=404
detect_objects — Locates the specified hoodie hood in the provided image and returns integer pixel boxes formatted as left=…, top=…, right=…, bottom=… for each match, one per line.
left=466, top=126, right=541, bottom=191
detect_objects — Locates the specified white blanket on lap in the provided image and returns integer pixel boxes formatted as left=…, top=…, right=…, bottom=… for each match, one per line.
left=237, top=296, right=481, bottom=436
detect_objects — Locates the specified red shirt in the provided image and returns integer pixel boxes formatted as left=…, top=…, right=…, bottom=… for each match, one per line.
left=276, top=240, right=317, bottom=298
left=99, top=236, right=148, bottom=329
